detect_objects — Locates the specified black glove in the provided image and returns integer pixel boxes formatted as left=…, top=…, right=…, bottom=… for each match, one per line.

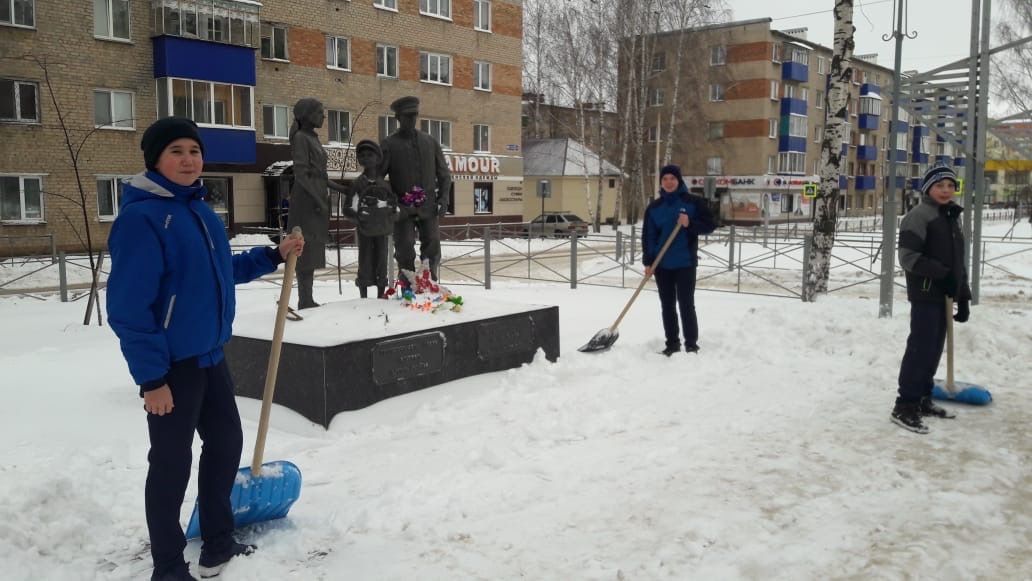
left=954, top=300, right=970, bottom=323
left=941, top=272, right=958, bottom=297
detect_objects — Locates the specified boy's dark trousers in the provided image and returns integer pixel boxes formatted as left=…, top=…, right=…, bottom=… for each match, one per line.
left=654, top=266, right=698, bottom=349
left=357, top=233, right=389, bottom=290
left=146, top=358, right=243, bottom=575
left=897, top=300, right=948, bottom=402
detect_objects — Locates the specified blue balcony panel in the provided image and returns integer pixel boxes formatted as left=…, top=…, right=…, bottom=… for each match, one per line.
left=857, top=145, right=878, bottom=161
left=954, top=157, right=966, bottom=167
left=782, top=61, right=809, bottom=83
left=913, top=126, right=930, bottom=137
left=198, top=128, right=256, bottom=164
left=855, top=175, right=876, bottom=190
left=839, top=175, right=848, bottom=189
left=858, top=113, right=879, bottom=131
left=912, top=152, right=930, bottom=165
left=890, top=120, right=910, bottom=133
left=892, top=150, right=909, bottom=163
left=935, top=155, right=952, bottom=165
left=153, top=35, right=256, bottom=85
left=778, top=136, right=807, bottom=152
left=910, top=178, right=923, bottom=190
left=860, top=83, right=881, bottom=96
left=779, top=98, right=808, bottom=116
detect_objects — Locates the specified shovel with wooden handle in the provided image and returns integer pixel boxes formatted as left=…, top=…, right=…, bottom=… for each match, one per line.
left=579, top=218, right=684, bottom=353
left=185, top=227, right=304, bottom=539
left=931, top=296, right=993, bottom=406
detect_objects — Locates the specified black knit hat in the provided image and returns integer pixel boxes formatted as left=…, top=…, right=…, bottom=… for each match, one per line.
left=141, top=117, right=205, bottom=171
left=660, top=164, right=684, bottom=185
left=921, top=165, right=958, bottom=196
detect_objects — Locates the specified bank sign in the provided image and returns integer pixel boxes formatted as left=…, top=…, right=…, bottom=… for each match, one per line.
left=685, top=175, right=819, bottom=190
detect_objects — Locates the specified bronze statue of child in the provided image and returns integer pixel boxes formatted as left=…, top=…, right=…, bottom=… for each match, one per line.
left=345, top=139, right=398, bottom=298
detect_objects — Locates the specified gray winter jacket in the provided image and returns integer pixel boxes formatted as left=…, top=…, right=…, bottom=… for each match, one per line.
left=897, top=196, right=971, bottom=303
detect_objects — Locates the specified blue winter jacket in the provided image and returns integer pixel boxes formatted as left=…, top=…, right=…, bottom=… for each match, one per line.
left=642, top=184, right=717, bottom=269
left=107, top=171, right=282, bottom=391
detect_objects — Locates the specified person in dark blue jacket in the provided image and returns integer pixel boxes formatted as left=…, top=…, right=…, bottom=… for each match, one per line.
left=107, top=117, right=304, bottom=581
left=642, top=164, right=717, bottom=356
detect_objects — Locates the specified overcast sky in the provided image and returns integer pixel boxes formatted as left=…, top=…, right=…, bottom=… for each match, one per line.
left=727, top=0, right=983, bottom=74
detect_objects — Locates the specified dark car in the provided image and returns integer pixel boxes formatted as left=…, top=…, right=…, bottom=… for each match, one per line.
left=522, top=212, right=590, bottom=238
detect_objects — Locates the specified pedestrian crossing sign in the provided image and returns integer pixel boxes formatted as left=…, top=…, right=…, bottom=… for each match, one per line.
left=803, top=183, right=818, bottom=198
left=956, top=178, right=964, bottom=195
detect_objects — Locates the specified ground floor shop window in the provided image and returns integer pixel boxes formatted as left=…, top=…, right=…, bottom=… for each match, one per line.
left=473, top=182, right=492, bottom=214
left=200, top=176, right=231, bottom=227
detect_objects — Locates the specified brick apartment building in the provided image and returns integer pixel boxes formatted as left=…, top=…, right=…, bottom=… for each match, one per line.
left=0, top=0, right=524, bottom=255
left=630, top=18, right=959, bottom=224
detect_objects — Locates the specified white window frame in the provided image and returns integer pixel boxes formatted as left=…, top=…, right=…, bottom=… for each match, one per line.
left=94, top=0, right=130, bottom=41
left=474, top=0, right=491, bottom=32
left=816, top=89, right=825, bottom=110
left=790, top=48, right=809, bottom=66
left=377, top=44, right=398, bottom=78
left=706, top=157, right=723, bottom=176
left=708, top=122, right=724, bottom=140
left=262, top=104, right=290, bottom=139
left=771, top=42, right=781, bottom=63
left=420, top=118, right=452, bottom=149
left=0, top=174, right=44, bottom=223
left=159, top=78, right=253, bottom=130
left=327, top=109, right=350, bottom=144
left=709, top=84, right=725, bottom=102
left=710, top=45, right=726, bottom=66
left=788, top=114, right=807, bottom=138
left=783, top=84, right=797, bottom=100
left=647, top=125, right=661, bottom=143
left=96, top=175, right=131, bottom=221
left=326, top=36, right=351, bottom=71
left=1, top=0, right=34, bottom=28
left=473, top=124, right=490, bottom=153
left=648, top=87, right=664, bottom=107
left=379, top=115, right=399, bottom=140
left=93, top=89, right=135, bottom=130
left=800, top=88, right=809, bottom=103
left=373, top=0, right=398, bottom=11
left=777, top=151, right=806, bottom=175
left=767, top=155, right=776, bottom=174
left=859, top=96, right=882, bottom=116
left=651, top=52, right=666, bottom=72
left=1, top=78, right=40, bottom=123
left=817, top=56, right=826, bottom=75
left=260, top=23, right=288, bottom=61
left=473, top=182, right=492, bottom=215
left=420, top=52, right=452, bottom=86
left=814, top=125, right=822, bottom=143
left=474, top=61, right=492, bottom=91
left=769, top=118, right=777, bottom=138
left=419, top=0, right=451, bottom=20
left=770, top=80, right=779, bottom=101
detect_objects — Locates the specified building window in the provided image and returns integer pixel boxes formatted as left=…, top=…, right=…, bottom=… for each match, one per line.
left=379, top=115, right=399, bottom=141
left=800, top=87, right=809, bottom=103
left=159, top=78, right=252, bottom=129
left=647, top=125, right=661, bottom=143
left=859, top=96, right=881, bottom=115
left=778, top=151, right=806, bottom=175
left=767, top=155, right=776, bottom=174
left=771, top=42, right=781, bottom=63
left=648, top=87, right=664, bottom=107
left=374, top=0, right=397, bottom=10
left=473, top=124, right=489, bottom=153
left=262, top=104, right=289, bottom=139
left=377, top=44, right=398, bottom=78
left=473, top=182, right=493, bottom=214
left=651, top=52, right=666, bottom=72
left=1, top=0, right=34, bottom=27
left=609, top=178, right=616, bottom=188
left=327, top=109, right=350, bottom=143
left=200, top=177, right=230, bottom=226
left=474, top=0, right=491, bottom=32
left=770, top=80, right=779, bottom=100
left=814, top=125, right=822, bottom=143
left=326, top=36, right=350, bottom=70
left=419, top=0, right=451, bottom=19
left=787, top=114, right=807, bottom=138
left=474, top=61, right=491, bottom=91
left=0, top=79, right=39, bottom=123
left=817, top=56, right=826, bottom=75
left=710, top=45, right=726, bottom=66
left=789, top=47, right=809, bottom=65
left=769, top=118, right=777, bottom=138
left=260, top=23, right=288, bottom=60
left=154, top=0, right=259, bottom=46
left=706, top=157, right=722, bottom=176
left=0, top=175, right=43, bottom=222
left=784, top=84, right=797, bottom=100
left=709, top=84, right=724, bottom=102
left=707, top=122, right=724, bottom=140
left=94, top=0, right=129, bottom=40
left=420, top=52, right=452, bottom=85
left=816, top=89, right=825, bottom=109
left=421, top=118, right=451, bottom=149
left=96, top=176, right=129, bottom=220
left=93, top=89, right=134, bottom=129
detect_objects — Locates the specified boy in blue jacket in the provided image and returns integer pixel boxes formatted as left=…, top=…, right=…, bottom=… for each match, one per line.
left=643, top=165, right=717, bottom=356
left=107, top=117, right=304, bottom=580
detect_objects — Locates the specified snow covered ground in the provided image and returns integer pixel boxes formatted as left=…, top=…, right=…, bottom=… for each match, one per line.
left=1, top=226, right=1030, bottom=580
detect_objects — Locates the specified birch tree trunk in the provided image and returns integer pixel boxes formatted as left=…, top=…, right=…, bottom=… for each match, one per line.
left=803, top=0, right=855, bottom=301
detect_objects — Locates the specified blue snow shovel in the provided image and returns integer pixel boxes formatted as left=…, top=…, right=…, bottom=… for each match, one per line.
left=185, top=228, right=304, bottom=539
left=932, top=297, right=992, bottom=406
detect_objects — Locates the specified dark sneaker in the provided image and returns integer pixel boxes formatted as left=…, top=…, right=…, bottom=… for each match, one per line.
left=920, top=396, right=956, bottom=419
left=152, top=564, right=198, bottom=581
left=891, top=400, right=929, bottom=434
left=660, top=345, right=681, bottom=357
left=198, top=542, right=256, bottom=578
left=684, top=345, right=700, bottom=354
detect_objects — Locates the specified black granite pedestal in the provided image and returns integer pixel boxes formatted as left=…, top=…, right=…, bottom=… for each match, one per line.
left=226, top=305, right=559, bottom=427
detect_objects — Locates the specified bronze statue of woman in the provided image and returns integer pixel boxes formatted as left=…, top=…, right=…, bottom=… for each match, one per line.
left=288, top=98, right=346, bottom=309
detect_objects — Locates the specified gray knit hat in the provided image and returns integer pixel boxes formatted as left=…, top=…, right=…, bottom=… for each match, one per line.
left=921, top=165, right=958, bottom=196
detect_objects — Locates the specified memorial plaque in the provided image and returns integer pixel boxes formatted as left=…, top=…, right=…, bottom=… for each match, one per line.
left=372, top=332, right=446, bottom=385
left=476, top=317, right=536, bottom=360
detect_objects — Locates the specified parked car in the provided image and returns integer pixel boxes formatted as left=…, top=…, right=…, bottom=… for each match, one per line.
left=522, top=212, right=590, bottom=238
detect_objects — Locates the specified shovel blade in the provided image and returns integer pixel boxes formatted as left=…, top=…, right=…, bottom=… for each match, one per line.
left=184, top=461, right=302, bottom=540
left=578, top=328, right=619, bottom=353
left=931, top=379, right=992, bottom=406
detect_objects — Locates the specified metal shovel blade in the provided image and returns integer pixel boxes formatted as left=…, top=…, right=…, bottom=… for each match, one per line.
left=578, top=328, right=619, bottom=353
left=184, top=460, right=302, bottom=540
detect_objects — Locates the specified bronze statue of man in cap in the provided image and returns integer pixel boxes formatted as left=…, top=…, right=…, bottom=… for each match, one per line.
left=380, top=96, right=452, bottom=280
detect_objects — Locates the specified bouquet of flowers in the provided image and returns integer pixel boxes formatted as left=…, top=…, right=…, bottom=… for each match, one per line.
left=399, top=185, right=426, bottom=208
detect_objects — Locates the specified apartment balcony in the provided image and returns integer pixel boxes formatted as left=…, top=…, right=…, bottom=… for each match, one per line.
left=855, top=175, right=876, bottom=190
left=782, top=61, right=808, bottom=83
left=151, top=0, right=261, bottom=48
left=858, top=113, right=879, bottom=130
left=857, top=145, right=878, bottom=161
